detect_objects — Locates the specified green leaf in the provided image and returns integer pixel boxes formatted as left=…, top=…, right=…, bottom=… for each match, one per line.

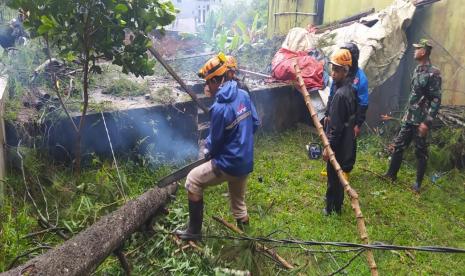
left=40, top=15, right=55, bottom=27
left=228, top=35, right=240, bottom=51
left=235, top=19, right=250, bottom=44
left=37, top=24, right=51, bottom=35
left=65, top=52, right=76, bottom=62
left=216, top=33, right=227, bottom=51
left=115, top=4, right=128, bottom=13
left=251, top=13, right=259, bottom=33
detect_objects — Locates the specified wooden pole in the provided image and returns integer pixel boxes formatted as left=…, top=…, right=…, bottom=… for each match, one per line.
left=212, top=216, right=294, bottom=270
left=293, top=63, right=378, bottom=276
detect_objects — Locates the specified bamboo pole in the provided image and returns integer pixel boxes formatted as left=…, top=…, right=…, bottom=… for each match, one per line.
left=212, top=216, right=294, bottom=270
left=293, top=63, right=378, bottom=276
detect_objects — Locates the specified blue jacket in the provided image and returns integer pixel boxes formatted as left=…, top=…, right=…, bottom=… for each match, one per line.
left=329, top=68, right=369, bottom=126
left=206, top=80, right=260, bottom=176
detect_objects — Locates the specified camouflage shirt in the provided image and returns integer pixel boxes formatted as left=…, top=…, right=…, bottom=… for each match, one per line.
left=402, top=63, right=442, bottom=126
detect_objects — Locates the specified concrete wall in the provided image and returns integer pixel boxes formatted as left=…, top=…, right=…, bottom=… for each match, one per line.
left=5, top=84, right=310, bottom=165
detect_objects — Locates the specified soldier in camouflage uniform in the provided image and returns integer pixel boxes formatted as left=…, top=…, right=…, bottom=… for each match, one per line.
left=385, top=39, right=442, bottom=193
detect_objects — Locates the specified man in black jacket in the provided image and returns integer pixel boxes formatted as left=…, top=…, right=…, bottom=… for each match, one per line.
left=322, top=49, right=358, bottom=215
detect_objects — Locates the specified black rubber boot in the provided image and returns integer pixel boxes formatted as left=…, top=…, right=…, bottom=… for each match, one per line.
left=411, top=182, right=421, bottom=193
left=175, top=199, right=203, bottom=241
left=416, top=157, right=427, bottom=187
left=324, top=201, right=334, bottom=216
left=385, top=151, right=403, bottom=181
left=236, top=217, right=249, bottom=231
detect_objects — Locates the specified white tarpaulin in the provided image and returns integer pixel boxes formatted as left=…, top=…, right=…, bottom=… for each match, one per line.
left=322, top=0, right=416, bottom=90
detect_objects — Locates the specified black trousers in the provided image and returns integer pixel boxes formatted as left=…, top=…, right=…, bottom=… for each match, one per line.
left=387, top=124, right=428, bottom=184
left=326, top=161, right=344, bottom=213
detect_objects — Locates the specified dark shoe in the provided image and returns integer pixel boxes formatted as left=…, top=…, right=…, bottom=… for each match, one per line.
left=236, top=217, right=249, bottom=232
left=174, top=199, right=204, bottom=241
left=383, top=173, right=397, bottom=182
left=386, top=151, right=403, bottom=181
left=322, top=208, right=331, bottom=216
left=174, top=228, right=202, bottom=241
left=411, top=182, right=421, bottom=193
left=323, top=207, right=341, bottom=216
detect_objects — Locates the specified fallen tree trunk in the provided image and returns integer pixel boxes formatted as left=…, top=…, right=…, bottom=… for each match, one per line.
left=2, top=182, right=178, bottom=276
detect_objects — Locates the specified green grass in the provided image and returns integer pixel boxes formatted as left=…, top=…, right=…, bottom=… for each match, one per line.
left=101, top=78, right=150, bottom=97
left=156, top=127, right=464, bottom=275
left=1, top=127, right=464, bottom=275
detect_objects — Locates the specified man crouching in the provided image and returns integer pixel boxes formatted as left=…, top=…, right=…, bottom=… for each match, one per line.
left=175, top=53, right=260, bottom=240
left=322, top=49, right=358, bottom=215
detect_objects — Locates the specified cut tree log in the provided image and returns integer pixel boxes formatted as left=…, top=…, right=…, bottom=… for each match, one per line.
left=293, top=63, right=378, bottom=276
left=1, top=182, right=178, bottom=276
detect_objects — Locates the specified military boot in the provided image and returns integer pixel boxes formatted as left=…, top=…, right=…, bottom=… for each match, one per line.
left=175, top=199, right=203, bottom=241
left=412, top=158, right=427, bottom=193
left=385, top=151, right=403, bottom=182
left=236, top=216, right=249, bottom=232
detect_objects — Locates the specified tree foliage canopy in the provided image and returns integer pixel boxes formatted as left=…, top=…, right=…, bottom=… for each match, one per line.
left=7, top=0, right=177, bottom=77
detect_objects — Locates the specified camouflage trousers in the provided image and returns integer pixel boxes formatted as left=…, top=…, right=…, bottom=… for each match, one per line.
left=387, top=123, right=428, bottom=184
left=392, top=124, right=428, bottom=159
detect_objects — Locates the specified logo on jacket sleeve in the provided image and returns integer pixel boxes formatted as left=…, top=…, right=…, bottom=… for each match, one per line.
left=226, top=102, right=252, bottom=130
left=237, top=102, right=247, bottom=115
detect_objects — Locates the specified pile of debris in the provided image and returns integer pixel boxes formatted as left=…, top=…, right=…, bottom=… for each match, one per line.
left=437, top=105, right=465, bottom=127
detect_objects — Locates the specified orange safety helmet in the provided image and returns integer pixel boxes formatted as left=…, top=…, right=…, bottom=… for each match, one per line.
left=225, top=55, right=237, bottom=70
left=329, top=49, right=352, bottom=68
left=198, top=52, right=228, bottom=81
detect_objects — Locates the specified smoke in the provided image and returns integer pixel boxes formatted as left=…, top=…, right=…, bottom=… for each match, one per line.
left=128, top=109, right=199, bottom=167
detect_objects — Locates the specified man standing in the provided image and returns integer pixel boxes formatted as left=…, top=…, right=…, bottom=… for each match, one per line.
left=326, top=42, right=369, bottom=137
left=385, top=39, right=442, bottom=193
left=341, top=42, right=369, bottom=136
left=322, top=49, right=358, bottom=215
left=175, top=53, right=260, bottom=240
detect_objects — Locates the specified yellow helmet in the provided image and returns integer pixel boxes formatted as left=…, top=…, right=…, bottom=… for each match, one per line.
left=225, top=55, right=237, bottom=70
left=198, top=52, right=228, bottom=81
left=330, top=49, right=352, bottom=67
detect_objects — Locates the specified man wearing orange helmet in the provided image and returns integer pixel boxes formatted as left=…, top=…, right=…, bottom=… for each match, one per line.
left=322, top=49, right=358, bottom=215
left=175, top=53, right=260, bottom=240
